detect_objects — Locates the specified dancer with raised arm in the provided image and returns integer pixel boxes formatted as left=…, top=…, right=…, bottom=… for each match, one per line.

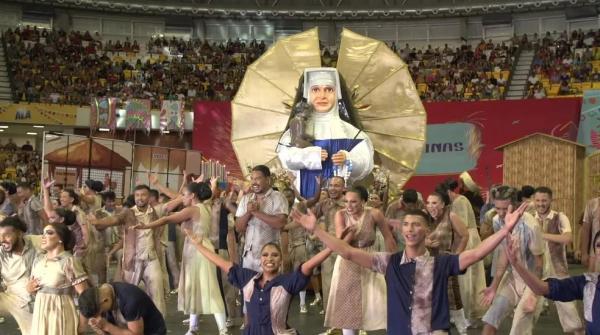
left=291, top=202, right=527, bottom=334
left=505, top=230, right=600, bottom=335
left=182, top=226, right=336, bottom=335
left=323, top=185, right=397, bottom=335
left=135, top=178, right=229, bottom=335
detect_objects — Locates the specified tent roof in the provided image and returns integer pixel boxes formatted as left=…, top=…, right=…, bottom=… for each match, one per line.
left=45, top=139, right=131, bottom=170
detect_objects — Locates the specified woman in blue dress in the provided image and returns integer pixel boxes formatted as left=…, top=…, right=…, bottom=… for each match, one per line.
left=182, top=227, right=335, bottom=334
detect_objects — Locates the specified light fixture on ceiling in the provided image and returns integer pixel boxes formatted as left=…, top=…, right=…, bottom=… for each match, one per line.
left=33, top=125, right=45, bottom=128
left=99, top=128, right=111, bottom=132
left=163, top=130, right=170, bottom=134
left=0, top=129, right=4, bottom=132
left=26, top=132, right=37, bottom=135
left=0, top=126, right=8, bottom=129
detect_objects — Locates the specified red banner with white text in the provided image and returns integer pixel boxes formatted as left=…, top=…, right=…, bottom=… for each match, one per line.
left=405, top=98, right=581, bottom=193
left=193, top=98, right=582, bottom=192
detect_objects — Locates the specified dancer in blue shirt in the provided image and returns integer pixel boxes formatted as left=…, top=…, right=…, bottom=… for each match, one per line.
left=291, top=203, right=528, bottom=334
left=182, top=227, right=336, bottom=335
left=505, top=230, right=600, bottom=335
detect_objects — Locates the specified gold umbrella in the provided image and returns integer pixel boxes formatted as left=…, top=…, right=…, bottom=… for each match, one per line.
left=231, top=29, right=321, bottom=174
left=337, top=29, right=426, bottom=188
left=231, top=28, right=427, bottom=188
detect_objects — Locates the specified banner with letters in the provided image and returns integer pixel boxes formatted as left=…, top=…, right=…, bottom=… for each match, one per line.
left=408, top=98, right=581, bottom=193
left=0, top=103, right=78, bottom=125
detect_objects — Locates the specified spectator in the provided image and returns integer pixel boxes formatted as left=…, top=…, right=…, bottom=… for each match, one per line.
left=21, top=141, right=33, bottom=151
left=4, top=139, right=17, bottom=151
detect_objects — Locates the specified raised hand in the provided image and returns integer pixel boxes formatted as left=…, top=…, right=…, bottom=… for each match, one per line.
left=182, top=169, right=188, bottom=182
left=210, top=176, right=218, bottom=189
left=247, top=200, right=259, bottom=214
left=503, top=202, right=528, bottom=232
left=291, top=208, right=318, bottom=232
left=43, top=177, right=55, bottom=189
left=193, top=173, right=205, bottom=183
left=147, top=172, right=159, bottom=186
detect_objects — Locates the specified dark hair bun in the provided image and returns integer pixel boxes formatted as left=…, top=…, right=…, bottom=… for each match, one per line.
left=187, top=182, right=212, bottom=201
left=349, top=185, right=369, bottom=202
left=85, top=180, right=104, bottom=193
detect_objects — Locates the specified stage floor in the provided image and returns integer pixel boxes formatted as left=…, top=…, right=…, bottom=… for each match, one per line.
left=0, top=264, right=587, bottom=335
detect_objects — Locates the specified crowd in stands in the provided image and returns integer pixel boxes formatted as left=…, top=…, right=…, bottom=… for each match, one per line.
left=9, top=25, right=600, bottom=105
left=526, top=29, right=600, bottom=98
left=399, top=40, right=516, bottom=101
left=0, top=138, right=40, bottom=187
left=3, top=26, right=266, bottom=108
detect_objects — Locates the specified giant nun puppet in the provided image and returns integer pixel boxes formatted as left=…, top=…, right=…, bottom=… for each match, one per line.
left=277, top=68, right=374, bottom=197
left=230, top=28, right=427, bottom=195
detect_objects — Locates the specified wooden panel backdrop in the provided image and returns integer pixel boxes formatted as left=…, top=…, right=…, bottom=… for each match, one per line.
left=501, top=135, right=585, bottom=252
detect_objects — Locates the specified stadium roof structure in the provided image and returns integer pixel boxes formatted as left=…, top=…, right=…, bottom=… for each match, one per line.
left=9, top=0, right=594, bottom=19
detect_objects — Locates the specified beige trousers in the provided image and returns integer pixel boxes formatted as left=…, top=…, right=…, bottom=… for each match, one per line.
left=482, top=274, right=543, bottom=335
left=123, top=258, right=166, bottom=317
left=0, top=291, right=32, bottom=335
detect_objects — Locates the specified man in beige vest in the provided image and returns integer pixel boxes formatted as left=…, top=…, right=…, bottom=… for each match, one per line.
left=90, top=185, right=167, bottom=316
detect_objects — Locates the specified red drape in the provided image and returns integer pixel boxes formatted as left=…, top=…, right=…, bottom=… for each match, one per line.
left=193, top=98, right=582, bottom=192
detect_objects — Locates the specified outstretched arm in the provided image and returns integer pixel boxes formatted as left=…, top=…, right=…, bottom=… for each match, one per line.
left=505, top=235, right=549, bottom=296
left=292, top=209, right=374, bottom=269
left=135, top=206, right=195, bottom=230
left=148, top=173, right=179, bottom=200
left=89, top=209, right=127, bottom=229
left=183, top=228, right=233, bottom=274
left=41, top=178, right=56, bottom=218
left=459, top=202, right=527, bottom=271
left=303, top=176, right=323, bottom=208
left=301, top=247, right=332, bottom=276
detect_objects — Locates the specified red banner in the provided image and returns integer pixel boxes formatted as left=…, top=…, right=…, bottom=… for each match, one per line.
left=405, top=98, right=581, bottom=193
left=192, top=101, right=243, bottom=178
left=193, top=98, right=582, bottom=191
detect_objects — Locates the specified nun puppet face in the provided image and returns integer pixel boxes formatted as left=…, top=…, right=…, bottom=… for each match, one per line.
left=304, top=68, right=340, bottom=113
left=310, top=85, right=336, bottom=112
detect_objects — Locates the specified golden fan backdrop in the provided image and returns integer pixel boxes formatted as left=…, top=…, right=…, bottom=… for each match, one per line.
left=231, top=28, right=427, bottom=189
